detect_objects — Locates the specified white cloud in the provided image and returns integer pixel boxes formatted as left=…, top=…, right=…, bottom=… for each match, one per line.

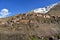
left=34, top=3, right=58, bottom=14
left=0, top=9, right=11, bottom=18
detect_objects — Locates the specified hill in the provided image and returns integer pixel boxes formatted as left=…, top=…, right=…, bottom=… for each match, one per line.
left=0, top=2, right=60, bottom=40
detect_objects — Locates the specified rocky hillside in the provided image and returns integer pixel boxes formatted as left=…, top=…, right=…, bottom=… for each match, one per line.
left=48, top=2, right=60, bottom=17
left=0, top=2, right=60, bottom=40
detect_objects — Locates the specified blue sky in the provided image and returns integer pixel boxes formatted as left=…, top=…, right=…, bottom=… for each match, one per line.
left=0, top=0, right=60, bottom=18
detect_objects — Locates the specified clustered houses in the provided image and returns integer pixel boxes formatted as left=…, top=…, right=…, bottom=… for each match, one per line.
left=26, top=12, right=51, bottom=19
left=0, top=13, right=51, bottom=26
left=36, top=14, right=51, bottom=18
left=6, top=14, right=29, bottom=25
left=0, top=12, right=60, bottom=31
left=0, top=12, right=51, bottom=27
left=29, top=11, right=51, bottom=18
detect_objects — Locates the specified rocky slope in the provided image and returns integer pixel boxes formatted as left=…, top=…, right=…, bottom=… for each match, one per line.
left=0, top=2, right=60, bottom=40
left=48, top=2, right=60, bottom=17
